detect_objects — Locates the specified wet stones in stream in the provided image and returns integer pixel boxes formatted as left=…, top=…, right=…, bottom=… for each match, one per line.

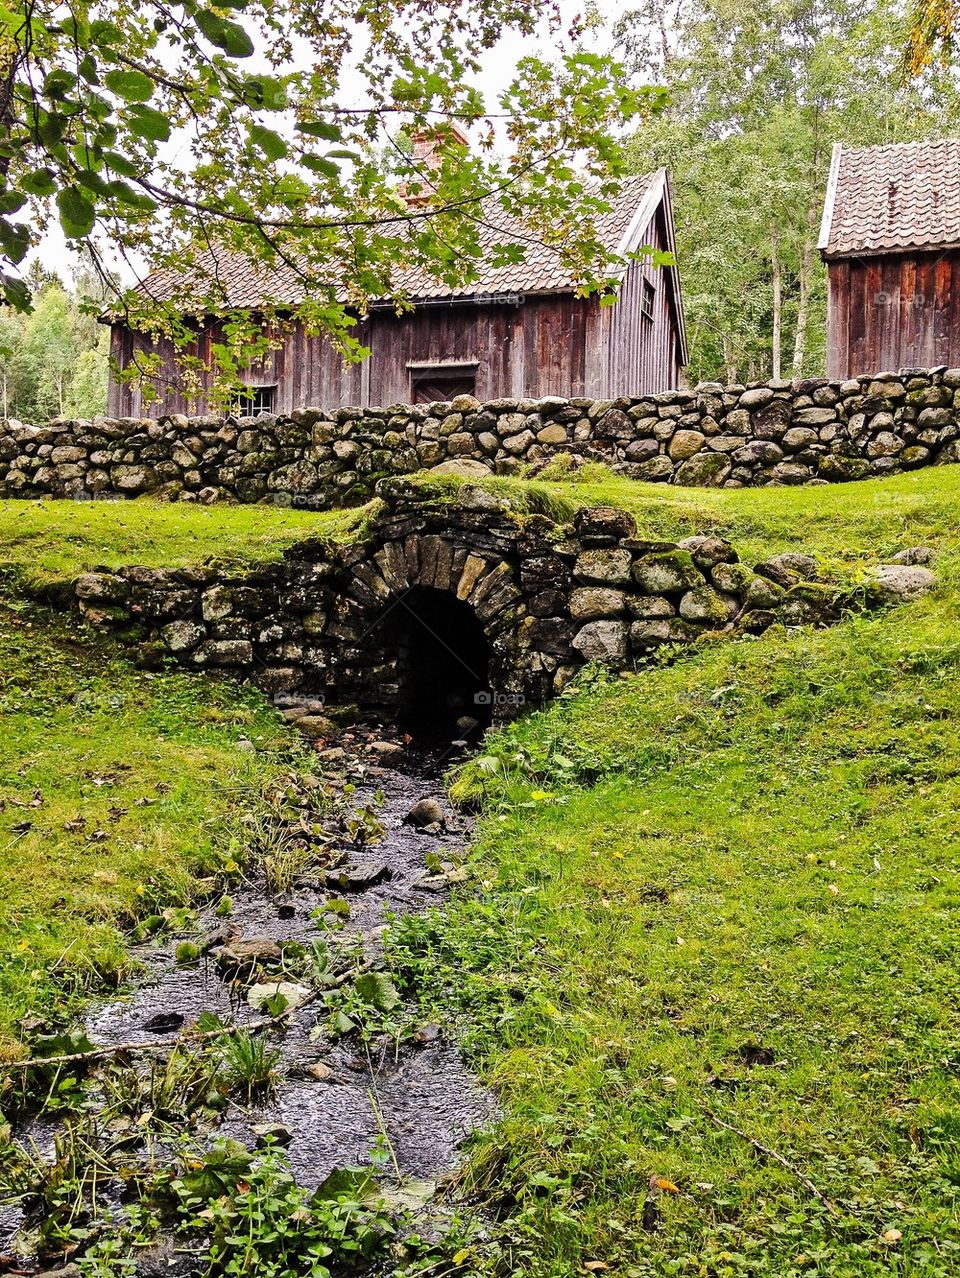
left=1, top=725, right=494, bottom=1271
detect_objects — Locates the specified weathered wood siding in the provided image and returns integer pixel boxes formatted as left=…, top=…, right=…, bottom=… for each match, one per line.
left=108, top=205, right=684, bottom=416
left=362, top=294, right=590, bottom=404
left=585, top=203, right=682, bottom=397
left=827, top=249, right=960, bottom=378
left=108, top=322, right=362, bottom=417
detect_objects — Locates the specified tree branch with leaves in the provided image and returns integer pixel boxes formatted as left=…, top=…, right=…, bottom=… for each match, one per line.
left=0, top=0, right=652, bottom=402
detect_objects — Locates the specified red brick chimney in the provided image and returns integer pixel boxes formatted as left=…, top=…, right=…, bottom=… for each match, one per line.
left=401, top=122, right=470, bottom=204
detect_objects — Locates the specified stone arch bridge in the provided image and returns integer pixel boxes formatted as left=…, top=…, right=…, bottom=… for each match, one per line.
left=71, top=478, right=930, bottom=735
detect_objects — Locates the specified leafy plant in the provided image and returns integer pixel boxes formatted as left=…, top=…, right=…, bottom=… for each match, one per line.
left=324, top=969, right=407, bottom=1043
left=168, top=1146, right=396, bottom=1278
left=175, top=941, right=200, bottom=966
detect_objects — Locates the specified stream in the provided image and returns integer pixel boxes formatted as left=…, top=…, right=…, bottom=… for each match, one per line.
left=0, top=725, right=495, bottom=1274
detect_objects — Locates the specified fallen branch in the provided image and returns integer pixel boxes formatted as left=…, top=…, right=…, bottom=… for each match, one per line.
left=1, top=961, right=373, bottom=1074
left=706, top=1110, right=840, bottom=1215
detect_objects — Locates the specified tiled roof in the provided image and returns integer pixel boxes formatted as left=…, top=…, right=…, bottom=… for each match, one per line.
left=134, top=172, right=662, bottom=310
left=819, top=138, right=960, bottom=258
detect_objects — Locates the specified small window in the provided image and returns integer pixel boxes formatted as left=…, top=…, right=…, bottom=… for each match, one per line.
left=641, top=279, right=656, bottom=323
left=233, top=384, right=276, bottom=415
left=409, top=364, right=477, bottom=404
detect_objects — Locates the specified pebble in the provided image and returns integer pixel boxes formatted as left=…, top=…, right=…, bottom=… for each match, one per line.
left=367, top=740, right=406, bottom=766
left=142, top=1011, right=184, bottom=1033
left=251, top=1122, right=293, bottom=1148
left=324, top=861, right=390, bottom=891
left=247, top=981, right=312, bottom=1012
left=305, top=1061, right=335, bottom=1082
left=405, top=797, right=445, bottom=828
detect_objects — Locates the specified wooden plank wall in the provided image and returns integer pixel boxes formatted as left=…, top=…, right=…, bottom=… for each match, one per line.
left=363, top=294, right=590, bottom=404
left=584, top=205, right=681, bottom=397
left=827, top=249, right=960, bottom=377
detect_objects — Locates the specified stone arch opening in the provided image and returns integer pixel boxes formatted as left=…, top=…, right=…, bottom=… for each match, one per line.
left=379, top=586, right=493, bottom=742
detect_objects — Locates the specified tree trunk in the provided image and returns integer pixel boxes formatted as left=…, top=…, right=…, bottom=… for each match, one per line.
left=723, top=334, right=736, bottom=384
left=771, top=233, right=782, bottom=380
left=792, top=198, right=819, bottom=376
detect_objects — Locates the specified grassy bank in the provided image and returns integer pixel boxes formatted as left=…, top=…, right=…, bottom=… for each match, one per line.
left=0, top=602, right=290, bottom=1061
left=0, top=497, right=358, bottom=590
left=0, top=497, right=360, bottom=1060
left=389, top=467, right=960, bottom=1276
left=416, top=458, right=960, bottom=567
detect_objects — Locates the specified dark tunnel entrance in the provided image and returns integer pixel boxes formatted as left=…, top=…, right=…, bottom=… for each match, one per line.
left=381, top=587, right=493, bottom=743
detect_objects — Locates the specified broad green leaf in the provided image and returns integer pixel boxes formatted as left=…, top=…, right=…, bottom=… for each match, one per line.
left=127, top=106, right=171, bottom=142
left=0, top=190, right=25, bottom=214
left=94, top=123, right=119, bottom=148
left=57, top=187, right=96, bottom=238
left=76, top=170, right=108, bottom=195
left=296, top=120, right=341, bottom=141
left=18, top=168, right=56, bottom=197
left=194, top=9, right=254, bottom=57
left=104, top=69, right=155, bottom=102
left=313, top=1167, right=373, bottom=1203
left=248, top=123, right=288, bottom=161
left=355, top=970, right=400, bottom=1013
left=43, top=69, right=77, bottom=100
left=84, top=91, right=113, bottom=121
left=103, top=151, right=139, bottom=177
left=0, top=218, right=30, bottom=264
left=78, top=54, right=99, bottom=85
left=37, top=112, right=67, bottom=146
left=242, top=74, right=287, bottom=110
left=180, top=1140, right=252, bottom=1198
left=302, top=155, right=339, bottom=179
left=104, top=180, right=157, bottom=211
left=90, top=19, right=124, bottom=45
left=1, top=272, right=31, bottom=311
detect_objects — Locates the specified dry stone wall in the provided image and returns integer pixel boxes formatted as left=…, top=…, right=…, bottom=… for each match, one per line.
left=3, top=367, right=960, bottom=504
left=63, top=478, right=934, bottom=719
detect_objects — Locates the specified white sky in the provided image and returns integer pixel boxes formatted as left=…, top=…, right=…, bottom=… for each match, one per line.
left=35, top=0, right=628, bottom=288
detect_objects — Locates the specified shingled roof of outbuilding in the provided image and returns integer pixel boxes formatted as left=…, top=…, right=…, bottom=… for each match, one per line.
left=819, top=138, right=960, bottom=259
left=133, top=171, right=666, bottom=309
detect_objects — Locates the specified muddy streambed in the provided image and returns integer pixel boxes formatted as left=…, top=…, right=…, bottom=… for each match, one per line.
left=0, top=728, right=495, bottom=1272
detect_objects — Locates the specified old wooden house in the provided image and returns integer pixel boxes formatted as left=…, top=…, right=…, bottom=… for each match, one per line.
left=107, top=166, right=687, bottom=416
left=819, top=137, right=960, bottom=377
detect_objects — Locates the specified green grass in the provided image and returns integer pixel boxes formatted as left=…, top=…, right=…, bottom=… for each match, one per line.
left=386, top=465, right=960, bottom=1276
left=0, top=497, right=365, bottom=1061
left=414, top=459, right=960, bottom=568
left=0, top=497, right=361, bottom=590
left=0, top=601, right=292, bottom=1061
